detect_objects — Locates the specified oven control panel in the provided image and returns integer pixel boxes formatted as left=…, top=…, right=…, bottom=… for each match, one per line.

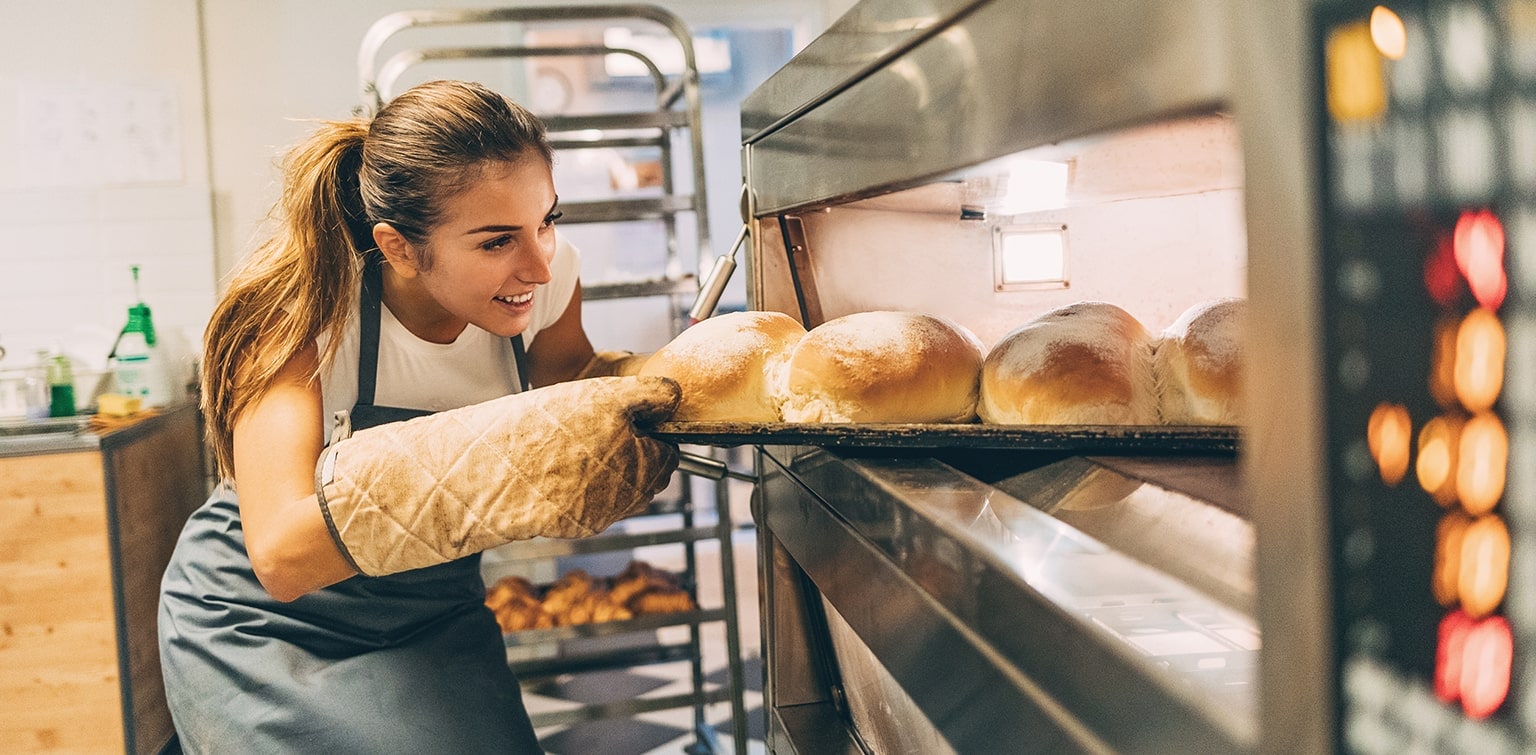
left=1317, top=1, right=1534, bottom=751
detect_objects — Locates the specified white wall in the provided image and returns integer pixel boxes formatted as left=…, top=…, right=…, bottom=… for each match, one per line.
left=0, top=0, right=214, bottom=392
left=0, top=0, right=847, bottom=387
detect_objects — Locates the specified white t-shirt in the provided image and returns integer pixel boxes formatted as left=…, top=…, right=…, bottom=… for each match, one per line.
left=317, top=233, right=580, bottom=429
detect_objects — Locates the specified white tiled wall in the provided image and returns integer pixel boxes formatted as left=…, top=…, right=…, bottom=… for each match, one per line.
left=0, top=185, right=216, bottom=394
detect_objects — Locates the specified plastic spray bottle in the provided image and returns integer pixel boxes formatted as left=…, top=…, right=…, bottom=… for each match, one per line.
left=109, top=265, right=175, bottom=407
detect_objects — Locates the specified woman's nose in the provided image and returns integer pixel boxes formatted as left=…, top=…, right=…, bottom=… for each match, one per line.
left=516, top=235, right=554, bottom=285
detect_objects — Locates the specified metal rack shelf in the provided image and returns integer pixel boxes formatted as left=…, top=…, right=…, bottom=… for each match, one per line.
left=359, top=7, right=746, bottom=754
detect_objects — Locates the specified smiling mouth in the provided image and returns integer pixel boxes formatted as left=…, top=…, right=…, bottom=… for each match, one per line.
left=495, top=292, right=534, bottom=305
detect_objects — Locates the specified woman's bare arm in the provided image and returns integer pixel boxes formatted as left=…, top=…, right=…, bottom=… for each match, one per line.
left=232, top=342, right=357, bottom=601
left=525, top=282, right=596, bottom=388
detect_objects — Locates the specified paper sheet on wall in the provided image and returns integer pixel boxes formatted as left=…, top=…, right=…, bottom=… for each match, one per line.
left=16, top=81, right=183, bottom=187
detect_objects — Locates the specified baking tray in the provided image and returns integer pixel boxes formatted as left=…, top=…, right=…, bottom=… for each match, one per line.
left=651, top=421, right=1239, bottom=453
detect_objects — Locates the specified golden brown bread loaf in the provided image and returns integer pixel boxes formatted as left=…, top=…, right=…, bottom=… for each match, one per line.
left=779, top=311, right=985, bottom=423
left=978, top=301, right=1158, bottom=425
left=638, top=311, right=808, bottom=421
left=1154, top=298, right=1244, bottom=425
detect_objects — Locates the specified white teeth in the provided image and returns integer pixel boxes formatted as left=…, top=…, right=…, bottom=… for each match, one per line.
left=496, top=292, right=534, bottom=304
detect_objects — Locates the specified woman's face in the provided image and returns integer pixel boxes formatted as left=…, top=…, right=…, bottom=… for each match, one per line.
left=413, top=157, right=561, bottom=338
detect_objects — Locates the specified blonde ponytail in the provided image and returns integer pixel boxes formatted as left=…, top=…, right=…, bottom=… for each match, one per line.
left=202, top=119, right=372, bottom=480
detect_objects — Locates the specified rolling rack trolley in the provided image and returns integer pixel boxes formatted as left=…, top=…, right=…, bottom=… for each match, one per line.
left=357, top=7, right=749, bottom=753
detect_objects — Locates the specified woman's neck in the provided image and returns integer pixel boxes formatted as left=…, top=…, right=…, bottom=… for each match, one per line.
left=379, top=267, right=468, bottom=344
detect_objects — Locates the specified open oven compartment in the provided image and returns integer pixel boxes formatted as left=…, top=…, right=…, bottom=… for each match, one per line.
left=734, top=0, right=1298, bottom=752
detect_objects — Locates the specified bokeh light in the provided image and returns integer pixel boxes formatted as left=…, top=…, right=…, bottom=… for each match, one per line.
left=1458, top=514, right=1510, bottom=618
left=1371, top=6, right=1408, bottom=59
left=1367, top=402, right=1413, bottom=485
left=1456, top=412, right=1507, bottom=515
left=1453, top=307, right=1504, bottom=412
left=1417, top=415, right=1463, bottom=506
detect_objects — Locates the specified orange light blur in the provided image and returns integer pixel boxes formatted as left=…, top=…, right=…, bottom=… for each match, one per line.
left=1456, top=412, right=1508, bottom=515
left=1453, top=210, right=1508, bottom=310
left=1367, top=403, right=1412, bottom=485
left=1417, top=416, right=1463, bottom=507
left=1370, top=6, right=1408, bottom=59
left=1326, top=22, right=1388, bottom=122
left=1430, top=318, right=1460, bottom=410
left=1454, top=308, right=1505, bottom=412
left=1434, top=511, right=1471, bottom=607
left=1460, top=615, right=1513, bottom=719
left=1458, top=515, right=1510, bottom=618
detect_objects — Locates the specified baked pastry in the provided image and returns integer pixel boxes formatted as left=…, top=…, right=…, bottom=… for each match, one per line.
left=979, top=301, right=1158, bottom=425
left=637, top=310, right=807, bottom=421
left=779, top=311, right=985, bottom=423
left=1155, top=298, right=1244, bottom=425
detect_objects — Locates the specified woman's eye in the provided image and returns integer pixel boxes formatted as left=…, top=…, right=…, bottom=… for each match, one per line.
left=541, top=210, right=563, bottom=228
left=483, top=234, right=513, bottom=251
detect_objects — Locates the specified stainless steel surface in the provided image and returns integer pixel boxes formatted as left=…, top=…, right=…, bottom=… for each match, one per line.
left=1229, top=4, right=1330, bottom=751
left=0, top=415, right=99, bottom=457
left=740, top=0, right=988, bottom=141
left=676, top=450, right=755, bottom=482
left=742, top=0, right=1327, bottom=750
left=759, top=445, right=1254, bottom=752
left=689, top=185, right=753, bottom=322
left=743, top=0, right=1231, bottom=216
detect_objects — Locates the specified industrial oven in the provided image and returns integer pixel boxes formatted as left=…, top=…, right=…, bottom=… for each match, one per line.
left=730, top=0, right=1536, bottom=752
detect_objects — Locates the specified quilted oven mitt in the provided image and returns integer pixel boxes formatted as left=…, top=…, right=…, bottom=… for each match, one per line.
left=576, top=350, right=651, bottom=379
left=315, top=376, right=681, bottom=577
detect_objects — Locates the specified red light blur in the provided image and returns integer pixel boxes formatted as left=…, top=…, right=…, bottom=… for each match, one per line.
left=1452, top=210, right=1508, bottom=310
left=1461, top=616, right=1513, bottom=719
left=1425, top=235, right=1464, bottom=308
left=1437, top=610, right=1474, bottom=702
left=1434, top=610, right=1513, bottom=718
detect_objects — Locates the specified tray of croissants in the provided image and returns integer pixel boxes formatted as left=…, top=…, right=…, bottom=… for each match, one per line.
left=640, top=299, right=1243, bottom=454
left=485, top=560, right=697, bottom=635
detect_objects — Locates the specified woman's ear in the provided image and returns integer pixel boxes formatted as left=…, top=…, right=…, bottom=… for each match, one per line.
left=373, top=222, right=421, bottom=279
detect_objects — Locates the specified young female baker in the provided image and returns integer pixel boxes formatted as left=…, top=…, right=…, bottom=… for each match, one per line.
left=159, top=79, right=677, bottom=753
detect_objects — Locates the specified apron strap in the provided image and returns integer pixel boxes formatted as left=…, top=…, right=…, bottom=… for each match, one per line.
left=359, top=254, right=532, bottom=403
left=358, top=255, right=384, bottom=407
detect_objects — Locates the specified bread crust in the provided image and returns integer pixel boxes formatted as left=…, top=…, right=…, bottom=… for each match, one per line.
left=1154, top=298, right=1244, bottom=425
left=780, top=311, right=984, bottom=423
left=638, top=311, right=807, bottom=421
left=979, top=301, right=1158, bottom=425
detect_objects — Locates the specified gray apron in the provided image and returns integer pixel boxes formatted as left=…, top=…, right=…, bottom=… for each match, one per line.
left=159, top=258, right=542, bottom=754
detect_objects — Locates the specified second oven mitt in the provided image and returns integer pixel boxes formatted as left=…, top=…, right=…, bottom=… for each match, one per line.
left=315, top=376, right=681, bottom=577
left=576, top=350, right=652, bottom=379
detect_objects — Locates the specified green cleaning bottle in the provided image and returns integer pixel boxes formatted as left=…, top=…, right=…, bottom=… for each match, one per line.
left=46, top=350, right=76, bottom=418
left=109, top=265, right=174, bottom=407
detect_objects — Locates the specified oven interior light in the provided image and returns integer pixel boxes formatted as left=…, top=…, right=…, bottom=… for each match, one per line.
left=1371, top=6, right=1408, bottom=60
left=1455, top=412, right=1507, bottom=516
left=1450, top=308, right=1506, bottom=412
left=1367, top=402, right=1412, bottom=485
left=1453, top=210, right=1507, bottom=310
left=995, top=226, right=1067, bottom=288
left=1000, top=159, right=1069, bottom=214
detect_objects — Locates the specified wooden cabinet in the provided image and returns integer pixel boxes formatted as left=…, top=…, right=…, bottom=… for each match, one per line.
left=0, top=404, right=207, bottom=754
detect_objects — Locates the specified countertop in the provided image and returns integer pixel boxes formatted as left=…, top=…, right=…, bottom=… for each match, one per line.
left=0, top=405, right=191, bottom=458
